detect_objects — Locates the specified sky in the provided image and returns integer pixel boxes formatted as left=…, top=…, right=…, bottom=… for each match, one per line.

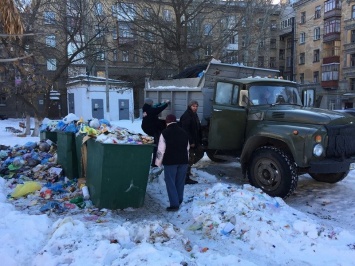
left=1, top=118, right=355, bottom=266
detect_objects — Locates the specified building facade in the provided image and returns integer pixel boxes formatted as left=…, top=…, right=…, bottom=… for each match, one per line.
left=293, top=0, right=355, bottom=109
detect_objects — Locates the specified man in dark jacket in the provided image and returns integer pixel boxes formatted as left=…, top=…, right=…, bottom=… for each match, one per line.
left=141, top=98, right=169, bottom=166
left=155, top=114, right=189, bottom=212
left=180, top=100, right=204, bottom=184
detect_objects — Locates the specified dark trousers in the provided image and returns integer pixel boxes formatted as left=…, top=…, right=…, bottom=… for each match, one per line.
left=164, top=164, right=188, bottom=207
left=186, top=146, right=204, bottom=177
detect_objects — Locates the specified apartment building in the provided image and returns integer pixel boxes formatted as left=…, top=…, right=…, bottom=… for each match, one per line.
left=293, top=0, right=355, bottom=109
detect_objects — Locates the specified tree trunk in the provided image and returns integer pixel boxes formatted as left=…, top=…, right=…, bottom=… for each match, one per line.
left=25, top=114, right=31, bottom=135
left=31, top=117, right=41, bottom=137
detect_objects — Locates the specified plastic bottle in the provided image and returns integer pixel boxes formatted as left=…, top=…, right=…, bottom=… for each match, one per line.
left=82, top=185, right=90, bottom=200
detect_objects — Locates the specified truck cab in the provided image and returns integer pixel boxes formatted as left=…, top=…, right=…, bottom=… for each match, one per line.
left=207, top=77, right=355, bottom=198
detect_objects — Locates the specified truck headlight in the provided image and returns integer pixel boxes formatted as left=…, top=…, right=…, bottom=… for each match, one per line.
left=313, top=144, right=324, bottom=157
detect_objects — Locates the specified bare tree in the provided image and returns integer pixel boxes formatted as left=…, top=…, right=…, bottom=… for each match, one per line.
left=115, top=0, right=280, bottom=75
left=0, top=0, right=116, bottom=135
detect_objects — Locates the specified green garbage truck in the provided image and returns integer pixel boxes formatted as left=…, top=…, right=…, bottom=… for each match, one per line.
left=145, top=61, right=355, bottom=198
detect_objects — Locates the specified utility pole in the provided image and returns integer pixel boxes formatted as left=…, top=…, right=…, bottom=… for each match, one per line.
left=105, top=51, right=110, bottom=120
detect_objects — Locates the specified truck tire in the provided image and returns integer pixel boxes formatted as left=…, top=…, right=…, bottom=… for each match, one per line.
left=206, top=149, right=227, bottom=163
left=309, top=172, right=347, bottom=183
left=248, top=146, right=298, bottom=198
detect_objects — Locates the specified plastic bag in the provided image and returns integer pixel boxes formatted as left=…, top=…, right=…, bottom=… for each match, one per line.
left=11, top=181, right=41, bottom=198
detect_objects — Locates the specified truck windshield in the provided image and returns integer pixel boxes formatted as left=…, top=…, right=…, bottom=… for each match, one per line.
left=249, top=85, right=302, bottom=106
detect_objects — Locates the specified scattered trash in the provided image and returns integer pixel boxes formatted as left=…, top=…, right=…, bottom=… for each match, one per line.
left=11, top=181, right=41, bottom=198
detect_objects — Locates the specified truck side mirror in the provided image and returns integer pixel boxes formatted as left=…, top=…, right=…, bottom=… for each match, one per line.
left=239, top=90, right=249, bottom=107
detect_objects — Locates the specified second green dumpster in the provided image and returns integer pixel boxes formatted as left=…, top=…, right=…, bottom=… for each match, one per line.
left=86, top=138, right=154, bottom=210
left=57, top=132, right=78, bottom=179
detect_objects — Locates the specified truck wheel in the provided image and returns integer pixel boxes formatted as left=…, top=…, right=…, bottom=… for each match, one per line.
left=309, top=172, right=347, bottom=183
left=206, top=149, right=226, bottom=163
left=248, top=146, right=298, bottom=198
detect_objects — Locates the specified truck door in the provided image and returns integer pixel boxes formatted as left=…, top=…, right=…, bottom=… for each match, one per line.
left=208, top=82, right=247, bottom=151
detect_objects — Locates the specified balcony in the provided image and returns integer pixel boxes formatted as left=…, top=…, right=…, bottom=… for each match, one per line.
left=323, top=56, right=340, bottom=64
left=321, top=80, right=338, bottom=88
left=344, top=18, right=355, bottom=31
left=324, top=9, right=342, bottom=20
left=323, top=32, right=340, bottom=43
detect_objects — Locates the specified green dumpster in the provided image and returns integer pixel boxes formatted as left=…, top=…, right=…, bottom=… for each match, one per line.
left=57, top=132, right=78, bottom=179
left=40, top=131, right=57, bottom=143
left=75, top=134, right=85, bottom=179
left=86, top=138, right=154, bottom=210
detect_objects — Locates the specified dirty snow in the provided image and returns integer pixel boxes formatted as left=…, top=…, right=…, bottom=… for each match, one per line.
left=0, top=118, right=355, bottom=266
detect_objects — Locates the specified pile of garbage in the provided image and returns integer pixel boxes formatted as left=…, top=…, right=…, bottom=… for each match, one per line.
left=1, top=114, right=154, bottom=217
left=0, top=140, right=96, bottom=215
left=40, top=113, right=154, bottom=145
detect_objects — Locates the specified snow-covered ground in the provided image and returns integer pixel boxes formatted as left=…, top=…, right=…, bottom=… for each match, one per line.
left=1, top=118, right=355, bottom=266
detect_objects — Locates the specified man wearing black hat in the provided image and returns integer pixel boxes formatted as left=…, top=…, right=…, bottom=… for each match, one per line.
left=141, top=98, right=170, bottom=167
left=155, top=114, right=189, bottom=212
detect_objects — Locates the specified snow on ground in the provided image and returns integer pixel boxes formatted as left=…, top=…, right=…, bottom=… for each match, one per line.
left=0, top=118, right=355, bottom=266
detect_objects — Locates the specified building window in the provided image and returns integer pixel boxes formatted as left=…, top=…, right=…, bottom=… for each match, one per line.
left=313, top=71, right=319, bottom=83
left=0, top=95, right=6, bottom=106
left=44, top=11, right=55, bottom=24
left=321, top=63, right=339, bottom=81
left=351, top=78, right=355, bottom=91
left=133, top=50, right=139, bottom=62
left=286, top=56, right=291, bottom=67
left=143, top=8, right=152, bottom=19
left=96, top=51, right=104, bottom=61
left=47, top=59, right=56, bottom=71
left=45, top=35, right=56, bottom=47
left=313, top=49, right=320, bottom=62
left=314, top=27, right=321, bottom=40
left=113, top=49, right=118, bottom=61
left=205, top=45, right=212, bottom=56
left=351, top=30, right=355, bottom=43
left=145, top=53, right=153, bottom=63
left=163, top=9, right=172, bottom=21
left=117, top=3, right=135, bottom=21
left=352, top=5, right=355, bottom=19
left=324, top=0, right=341, bottom=13
left=270, top=57, right=276, bottom=68
left=300, top=73, right=304, bottom=84
left=258, top=56, right=264, bottom=67
left=145, top=31, right=154, bottom=41
left=229, top=32, right=238, bottom=44
left=351, top=54, right=355, bottom=67
left=119, top=24, right=133, bottom=38
left=258, top=40, right=264, bottom=48
left=324, top=19, right=341, bottom=34
left=204, top=24, right=212, bottom=36
left=122, top=51, right=129, bottom=62
left=300, top=12, right=306, bottom=24
left=299, top=32, right=305, bottom=44
left=270, top=20, right=277, bottom=30
left=299, top=53, right=305, bottom=64
left=270, top=39, right=276, bottom=49
left=286, top=38, right=292, bottom=48
left=95, top=25, right=105, bottom=38
left=112, top=27, right=118, bottom=39
left=95, top=2, right=103, bottom=16
left=315, top=6, right=321, bottom=19
left=241, top=36, right=246, bottom=47
left=279, top=49, right=284, bottom=60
